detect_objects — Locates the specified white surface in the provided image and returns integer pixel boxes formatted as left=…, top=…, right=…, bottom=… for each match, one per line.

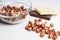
left=0, top=0, right=60, bottom=40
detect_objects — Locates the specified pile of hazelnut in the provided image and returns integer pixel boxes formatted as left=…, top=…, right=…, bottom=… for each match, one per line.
left=25, top=19, right=60, bottom=40
left=0, top=5, right=27, bottom=22
left=0, top=5, right=27, bottom=16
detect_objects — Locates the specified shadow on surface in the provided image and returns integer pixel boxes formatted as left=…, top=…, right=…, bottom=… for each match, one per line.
left=0, top=20, right=19, bottom=25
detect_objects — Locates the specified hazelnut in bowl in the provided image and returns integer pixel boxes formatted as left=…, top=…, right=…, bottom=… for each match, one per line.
left=0, top=0, right=32, bottom=24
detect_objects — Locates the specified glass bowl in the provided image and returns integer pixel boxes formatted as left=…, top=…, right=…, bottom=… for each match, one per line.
left=0, top=0, right=32, bottom=24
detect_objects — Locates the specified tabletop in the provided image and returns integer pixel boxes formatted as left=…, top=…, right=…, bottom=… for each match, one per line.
left=0, top=0, right=60, bottom=40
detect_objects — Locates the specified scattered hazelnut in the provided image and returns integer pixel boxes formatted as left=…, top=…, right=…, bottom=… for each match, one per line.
left=25, top=19, right=59, bottom=40
left=48, top=32, right=53, bottom=39
left=25, top=26, right=28, bottom=30
left=39, top=27, right=42, bottom=31
left=35, top=28, right=40, bottom=33
left=55, top=32, right=59, bottom=37
left=50, top=23, right=54, bottom=27
left=32, top=26, right=37, bottom=31
left=29, top=21, right=32, bottom=24
left=38, top=18, right=42, bottom=22
left=53, top=35, right=57, bottom=40
left=34, top=19, right=38, bottom=23
left=41, top=24, right=46, bottom=28
left=45, top=29, right=49, bottom=34
left=40, top=31, right=45, bottom=37
left=57, top=31, right=60, bottom=35
left=28, top=27, right=32, bottom=31
left=52, top=29, right=55, bottom=33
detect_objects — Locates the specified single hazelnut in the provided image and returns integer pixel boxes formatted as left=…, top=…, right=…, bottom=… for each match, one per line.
left=55, top=32, right=59, bottom=37
left=50, top=23, right=54, bottom=27
left=38, top=18, right=42, bottom=22
left=47, top=27, right=51, bottom=32
left=45, top=29, right=49, bottom=34
left=34, top=19, right=38, bottom=23
left=35, top=28, right=40, bottom=33
left=25, top=26, right=29, bottom=30
left=31, top=23, right=35, bottom=28
left=57, top=31, right=60, bottom=35
left=18, top=8, right=22, bottom=12
left=23, top=9, right=27, bottom=14
left=28, top=27, right=32, bottom=31
left=28, top=23, right=31, bottom=27
left=41, top=24, right=46, bottom=28
left=42, top=29, right=45, bottom=33
left=40, top=31, right=45, bottom=38
left=32, top=26, right=37, bottom=31
left=53, top=39, right=57, bottom=40
left=48, top=32, right=53, bottom=39
left=53, top=35, right=57, bottom=40
left=20, top=6, right=24, bottom=10
left=39, top=27, right=42, bottom=31
left=2, top=6, right=8, bottom=12
left=29, top=21, right=32, bottom=24
left=51, top=29, right=55, bottom=34
left=7, top=5, right=12, bottom=9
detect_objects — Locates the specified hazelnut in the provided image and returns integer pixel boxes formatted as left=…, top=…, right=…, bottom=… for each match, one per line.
left=7, top=5, right=12, bottom=9
left=2, top=6, right=8, bottom=12
left=55, top=32, right=59, bottom=37
left=18, top=8, right=22, bottom=12
left=11, top=13, right=16, bottom=16
left=13, top=6, right=18, bottom=10
left=28, top=27, right=32, bottom=31
left=1, top=13, right=6, bottom=16
left=17, top=11, right=21, bottom=15
left=50, top=23, right=54, bottom=27
left=29, top=21, right=32, bottom=24
left=47, top=27, right=51, bottom=32
left=38, top=18, right=42, bottom=22
left=39, top=27, right=42, bottom=31
left=35, top=28, right=40, bottom=33
left=41, top=24, right=46, bottom=28
left=20, top=6, right=24, bottom=10
left=23, top=9, right=27, bottom=14
left=34, top=19, right=38, bottom=23
left=28, top=22, right=32, bottom=26
left=53, top=35, right=57, bottom=40
left=40, top=31, right=45, bottom=37
left=53, top=39, right=57, bottom=40
left=8, top=18, right=13, bottom=22
left=25, top=26, right=29, bottom=30
left=25, top=19, right=59, bottom=40
left=45, top=29, right=49, bottom=34
left=12, top=18, right=19, bottom=22
left=42, top=29, right=45, bottom=33
left=31, top=23, right=35, bottom=28
left=34, top=19, right=41, bottom=26
left=32, top=26, right=37, bottom=31
left=48, top=32, right=53, bottom=39
left=40, top=29, right=45, bottom=37
left=57, top=31, right=60, bottom=35
left=36, top=22, right=40, bottom=26
left=52, top=29, right=55, bottom=33
left=11, top=10, right=17, bottom=16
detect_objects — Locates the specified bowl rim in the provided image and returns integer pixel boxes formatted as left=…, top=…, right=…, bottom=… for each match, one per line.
left=0, top=0, right=32, bottom=18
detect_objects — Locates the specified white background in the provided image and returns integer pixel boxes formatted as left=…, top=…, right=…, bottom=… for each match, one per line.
left=0, top=0, right=60, bottom=40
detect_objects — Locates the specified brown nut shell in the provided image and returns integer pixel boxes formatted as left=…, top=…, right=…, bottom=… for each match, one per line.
left=35, top=28, right=40, bottom=33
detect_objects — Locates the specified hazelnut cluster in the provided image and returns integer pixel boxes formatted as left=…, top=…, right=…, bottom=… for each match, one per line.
left=25, top=19, right=60, bottom=40
left=0, top=5, right=27, bottom=22
left=0, top=5, right=27, bottom=16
